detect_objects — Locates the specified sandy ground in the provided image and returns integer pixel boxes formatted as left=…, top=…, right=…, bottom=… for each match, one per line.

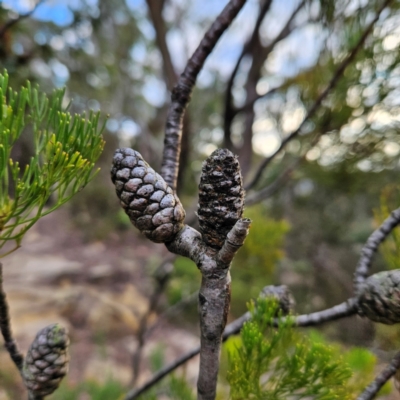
left=0, top=210, right=200, bottom=397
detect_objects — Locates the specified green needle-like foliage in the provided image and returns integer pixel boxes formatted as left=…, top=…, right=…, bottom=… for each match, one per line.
left=0, top=70, right=105, bottom=257
left=227, top=298, right=353, bottom=400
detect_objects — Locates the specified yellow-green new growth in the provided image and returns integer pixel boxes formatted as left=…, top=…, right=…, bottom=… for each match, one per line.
left=0, top=70, right=105, bottom=257
left=226, top=297, right=383, bottom=400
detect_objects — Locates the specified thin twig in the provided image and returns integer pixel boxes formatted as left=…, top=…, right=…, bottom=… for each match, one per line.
left=235, top=85, right=281, bottom=115
left=245, top=156, right=302, bottom=206
left=354, top=207, right=400, bottom=295
left=245, top=126, right=326, bottom=206
left=0, top=263, right=24, bottom=373
left=145, top=290, right=198, bottom=338
left=226, top=297, right=358, bottom=335
left=161, top=0, right=248, bottom=190
left=245, top=0, right=392, bottom=191
left=131, top=258, right=174, bottom=384
left=124, top=346, right=201, bottom=400
left=125, top=297, right=358, bottom=399
left=0, top=0, right=44, bottom=39
left=357, top=350, right=400, bottom=400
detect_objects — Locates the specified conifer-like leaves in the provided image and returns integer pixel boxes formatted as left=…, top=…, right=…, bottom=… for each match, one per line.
left=0, top=71, right=105, bottom=256
left=227, top=298, right=353, bottom=399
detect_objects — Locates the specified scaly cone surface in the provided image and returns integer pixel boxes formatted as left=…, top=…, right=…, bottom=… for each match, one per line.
left=111, top=148, right=186, bottom=243
left=198, top=148, right=244, bottom=249
left=357, top=270, right=400, bottom=324
left=23, top=324, right=69, bottom=397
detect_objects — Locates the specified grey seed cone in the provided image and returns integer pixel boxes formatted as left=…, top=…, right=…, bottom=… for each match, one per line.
left=23, top=324, right=69, bottom=397
left=357, top=270, right=400, bottom=324
left=198, top=149, right=244, bottom=249
left=111, top=148, right=186, bottom=243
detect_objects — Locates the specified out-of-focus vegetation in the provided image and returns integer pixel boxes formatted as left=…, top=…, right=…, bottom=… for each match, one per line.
left=231, top=205, right=289, bottom=316
left=226, top=297, right=390, bottom=399
left=50, top=379, right=126, bottom=400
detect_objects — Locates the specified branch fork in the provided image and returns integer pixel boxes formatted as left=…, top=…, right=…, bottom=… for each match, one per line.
left=112, top=145, right=250, bottom=400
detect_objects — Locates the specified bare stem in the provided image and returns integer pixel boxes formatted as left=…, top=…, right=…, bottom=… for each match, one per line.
left=357, top=350, right=400, bottom=400
left=161, top=0, right=248, bottom=190
left=354, top=207, right=400, bottom=295
left=0, top=263, right=24, bottom=373
left=246, top=0, right=392, bottom=191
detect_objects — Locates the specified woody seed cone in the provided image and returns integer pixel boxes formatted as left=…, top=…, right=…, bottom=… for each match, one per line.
left=111, top=148, right=185, bottom=243
left=198, top=149, right=244, bottom=249
left=23, top=324, right=69, bottom=397
left=357, top=270, right=400, bottom=324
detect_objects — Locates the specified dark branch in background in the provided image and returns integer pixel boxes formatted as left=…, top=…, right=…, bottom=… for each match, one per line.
left=145, top=290, right=198, bottom=338
left=146, top=0, right=177, bottom=90
left=131, top=257, right=174, bottom=385
left=236, top=84, right=281, bottom=115
left=245, top=156, right=301, bottom=206
left=246, top=127, right=329, bottom=205
left=357, top=351, right=400, bottom=400
left=223, top=0, right=273, bottom=151
left=125, top=297, right=358, bottom=400
left=353, top=207, right=400, bottom=295
left=0, top=0, right=44, bottom=39
left=147, top=0, right=190, bottom=191
left=161, top=0, right=248, bottom=190
left=227, top=0, right=306, bottom=177
left=145, top=0, right=192, bottom=192
left=0, top=263, right=24, bottom=373
left=245, top=0, right=392, bottom=191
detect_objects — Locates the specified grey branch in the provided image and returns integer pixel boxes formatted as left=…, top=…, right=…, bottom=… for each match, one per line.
left=0, top=263, right=24, bottom=373
left=357, top=350, right=400, bottom=400
left=217, top=218, right=251, bottom=265
left=161, top=0, right=248, bottom=190
left=246, top=0, right=393, bottom=190
left=354, top=207, right=400, bottom=295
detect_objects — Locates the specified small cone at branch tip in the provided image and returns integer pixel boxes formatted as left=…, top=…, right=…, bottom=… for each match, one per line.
left=111, top=148, right=186, bottom=243
left=23, top=323, right=69, bottom=397
left=260, top=285, right=295, bottom=316
left=357, top=270, right=400, bottom=324
left=198, top=148, right=245, bottom=249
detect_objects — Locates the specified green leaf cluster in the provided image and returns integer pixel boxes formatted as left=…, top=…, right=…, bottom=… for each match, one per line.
left=50, top=378, right=125, bottom=400
left=227, top=298, right=353, bottom=400
left=0, top=70, right=105, bottom=257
